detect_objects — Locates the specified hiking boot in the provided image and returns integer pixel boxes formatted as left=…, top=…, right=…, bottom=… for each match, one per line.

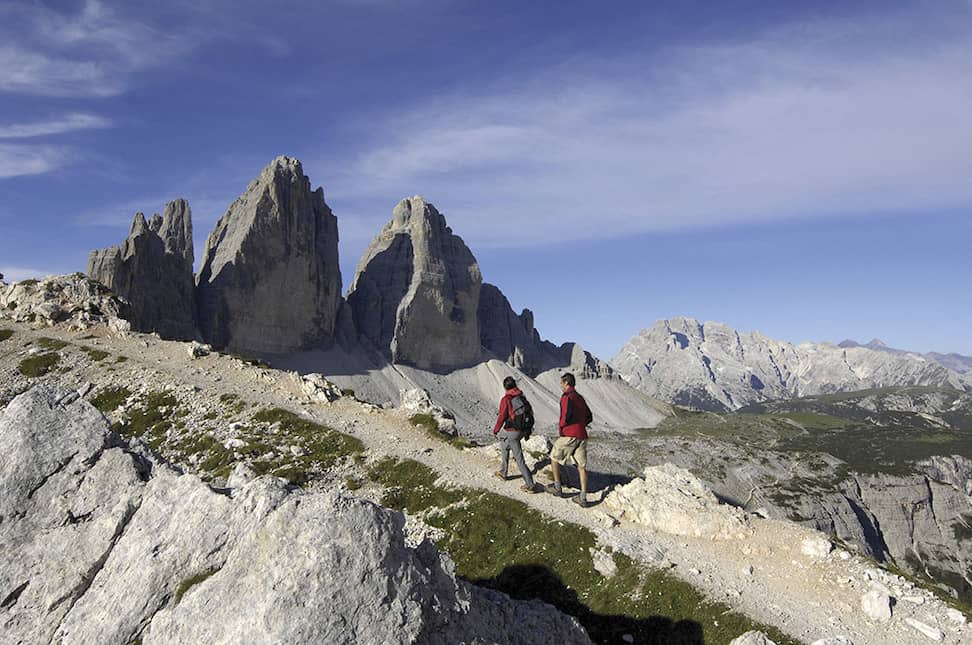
left=493, top=471, right=506, bottom=480
left=544, top=484, right=564, bottom=497
left=520, top=483, right=539, bottom=494
left=571, top=494, right=590, bottom=508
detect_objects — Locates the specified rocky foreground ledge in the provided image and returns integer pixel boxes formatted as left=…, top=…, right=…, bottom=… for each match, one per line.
left=0, top=385, right=590, bottom=644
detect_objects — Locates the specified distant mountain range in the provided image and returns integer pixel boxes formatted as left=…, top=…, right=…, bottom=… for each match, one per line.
left=838, top=338, right=972, bottom=374
left=613, top=317, right=972, bottom=411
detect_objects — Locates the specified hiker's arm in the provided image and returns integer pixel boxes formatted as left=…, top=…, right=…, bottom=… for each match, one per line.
left=492, top=396, right=508, bottom=434
left=559, top=396, right=570, bottom=430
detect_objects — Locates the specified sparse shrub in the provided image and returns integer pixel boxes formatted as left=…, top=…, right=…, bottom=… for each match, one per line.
left=18, top=279, right=38, bottom=287
left=92, top=386, right=132, bottom=413
left=341, top=388, right=355, bottom=397
left=115, top=356, right=128, bottom=363
left=36, top=337, right=69, bottom=351
left=80, top=346, right=110, bottom=362
left=0, top=329, right=13, bottom=342
left=18, top=352, right=59, bottom=377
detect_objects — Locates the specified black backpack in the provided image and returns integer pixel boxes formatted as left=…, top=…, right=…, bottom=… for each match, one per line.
left=508, top=394, right=535, bottom=438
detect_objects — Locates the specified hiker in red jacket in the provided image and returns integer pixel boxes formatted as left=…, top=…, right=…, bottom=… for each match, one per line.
left=492, top=376, right=538, bottom=493
left=545, top=372, right=593, bottom=507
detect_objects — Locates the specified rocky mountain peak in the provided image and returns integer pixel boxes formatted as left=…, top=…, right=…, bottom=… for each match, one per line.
left=86, top=202, right=196, bottom=340
left=614, top=318, right=971, bottom=411
left=347, top=196, right=482, bottom=371
left=195, top=156, right=341, bottom=354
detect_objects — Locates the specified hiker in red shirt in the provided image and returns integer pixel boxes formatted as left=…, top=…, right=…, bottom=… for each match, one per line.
left=545, top=372, right=593, bottom=507
left=492, top=376, right=538, bottom=493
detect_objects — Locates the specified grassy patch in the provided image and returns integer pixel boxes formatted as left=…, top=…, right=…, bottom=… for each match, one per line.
left=113, top=391, right=181, bottom=449
left=409, top=413, right=471, bottom=449
left=219, top=393, right=246, bottom=416
left=18, top=352, right=60, bottom=377
left=36, top=337, right=69, bottom=351
left=0, top=329, right=13, bottom=342
left=80, top=346, right=110, bottom=362
left=368, top=457, right=795, bottom=645
left=91, top=386, right=132, bottom=413
left=240, top=408, right=364, bottom=485
left=174, top=568, right=220, bottom=604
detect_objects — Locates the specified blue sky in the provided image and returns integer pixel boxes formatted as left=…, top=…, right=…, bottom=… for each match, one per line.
left=1, top=0, right=970, bottom=358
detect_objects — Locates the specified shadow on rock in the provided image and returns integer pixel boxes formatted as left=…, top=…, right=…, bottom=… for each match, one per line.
left=472, top=564, right=704, bottom=645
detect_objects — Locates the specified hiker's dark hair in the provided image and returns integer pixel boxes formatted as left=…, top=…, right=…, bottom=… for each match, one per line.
left=560, top=373, right=576, bottom=387
left=503, top=376, right=517, bottom=390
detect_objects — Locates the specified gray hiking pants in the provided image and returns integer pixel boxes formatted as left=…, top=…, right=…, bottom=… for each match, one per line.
left=499, top=430, right=534, bottom=487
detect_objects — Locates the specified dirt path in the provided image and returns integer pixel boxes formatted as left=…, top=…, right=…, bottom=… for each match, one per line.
left=1, top=320, right=969, bottom=645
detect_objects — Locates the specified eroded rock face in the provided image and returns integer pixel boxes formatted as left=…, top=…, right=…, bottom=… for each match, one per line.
left=195, top=156, right=341, bottom=354
left=347, top=197, right=481, bottom=371
left=1, top=385, right=591, bottom=644
left=614, top=317, right=970, bottom=411
left=86, top=199, right=196, bottom=340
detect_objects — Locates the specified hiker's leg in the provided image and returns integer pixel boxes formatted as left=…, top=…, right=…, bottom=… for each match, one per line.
left=509, top=433, right=534, bottom=487
left=550, top=458, right=561, bottom=486
left=575, top=440, right=589, bottom=499
left=499, top=435, right=511, bottom=476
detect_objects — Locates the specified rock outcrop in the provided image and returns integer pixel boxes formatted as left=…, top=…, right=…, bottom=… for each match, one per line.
left=347, top=197, right=481, bottom=371
left=0, top=273, right=130, bottom=330
left=0, top=385, right=591, bottom=644
left=86, top=200, right=196, bottom=340
left=613, top=317, right=971, bottom=411
left=604, top=463, right=752, bottom=540
left=195, top=156, right=341, bottom=354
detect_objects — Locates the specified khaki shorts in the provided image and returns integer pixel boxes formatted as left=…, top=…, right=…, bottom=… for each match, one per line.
left=550, top=436, right=587, bottom=468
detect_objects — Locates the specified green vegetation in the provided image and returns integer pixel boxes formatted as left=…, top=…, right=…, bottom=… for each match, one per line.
left=174, top=568, right=220, bottom=604
left=368, top=457, right=795, bottom=644
left=647, top=405, right=972, bottom=478
left=341, top=388, right=355, bottom=398
left=17, top=352, right=60, bottom=377
left=246, top=408, right=365, bottom=485
left=91, top=386, right=132, bottom=413
left=408, top=413, right=471, bottom=449
left=898, top=552, right=972, bottom=612
left=115, top=355, right=128, bottom=363
left=0, top=328, right=13, bottom=342
left=18, top=279, right=38, bottom=287
left=80, top=346, right=110, bottom=362
left=113, top=391, right=181, bottom=450
left=35, top=337, right=69, bottom=351
left=219, top=392, right=246, bottom=416
left=5, top=301, right=16, bottom=310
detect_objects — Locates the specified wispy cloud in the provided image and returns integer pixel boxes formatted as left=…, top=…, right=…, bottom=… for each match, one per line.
left=0, top=113, right=111, bottom=138
left=0, top=1, right=196, bottom=98
left=0, top=143, right=70, bottom=178
left=326, top=9, right=972, bottom=248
